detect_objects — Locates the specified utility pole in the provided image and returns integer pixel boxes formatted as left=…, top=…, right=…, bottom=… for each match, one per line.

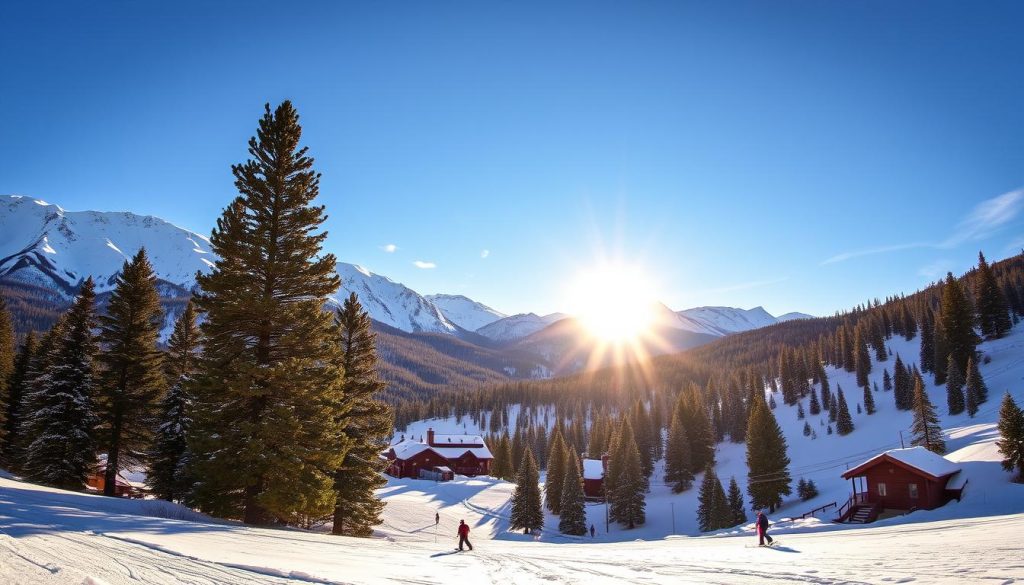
left=604, top=488, right=610, bottom=533
left=670, top=503, right=676, bottom=534
left=899, top=430, right=905, bottom=449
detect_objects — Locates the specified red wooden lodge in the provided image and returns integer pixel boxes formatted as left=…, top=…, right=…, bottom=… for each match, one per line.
left=582, top=456, right=608, bottom=499
left=838, top=446, right=967, bottom=523
left=383, top=429, right=493, bottom=479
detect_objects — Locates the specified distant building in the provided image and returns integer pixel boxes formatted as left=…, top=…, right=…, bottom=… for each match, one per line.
left=582, top=455, right=608, bottom=499
left=86, top=459, right=147, bottom=498
left=383, top=428, right=493, bottom=479
left=839, top=447, right=966, bottom=523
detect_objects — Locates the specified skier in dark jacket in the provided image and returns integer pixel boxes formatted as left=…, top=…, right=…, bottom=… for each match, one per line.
left=756, top=510, right=773, bottom=546
left=457, top=519, right=473, bottom=551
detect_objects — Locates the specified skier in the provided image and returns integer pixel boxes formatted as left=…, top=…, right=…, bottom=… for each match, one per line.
left=756, top=510, right=773, bottom=546
left=435, top=512, right=440, bottom=526
left=457, top=519, right=473, bottom=551
left=590, top=524, right=596, bottom=538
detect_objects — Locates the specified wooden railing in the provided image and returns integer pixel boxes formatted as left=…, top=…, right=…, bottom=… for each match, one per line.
left=835, top=492, right=869, bottom=522
left=800, top=501, right=837, bottom=519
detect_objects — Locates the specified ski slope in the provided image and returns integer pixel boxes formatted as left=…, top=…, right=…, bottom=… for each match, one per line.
left=1, top=325, right=1022, bottom=583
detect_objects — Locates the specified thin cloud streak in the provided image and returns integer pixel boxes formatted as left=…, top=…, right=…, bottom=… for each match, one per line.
left=821, top=188, right=1024, bottom=265
left=480, top=249, right=490, bottom=259
left=380, top=244, right=397, bottom=253
left=413, top=260, right=436, bottom=269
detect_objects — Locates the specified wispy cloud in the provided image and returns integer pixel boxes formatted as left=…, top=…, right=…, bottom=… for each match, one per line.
left=821, top=188, right=1024, bottom=265
left=941, top=189, right=1024, bottom=248
left=821, top=243, right=930, bottom=265
left=1005, top=237, right=1024, bottom=254
left=480, top=249, right=490, bottom=259
left=917, top=259, right=952, bottom=281
left=380, top=244, right=397, bottom=253
left=413, top=260, right=436, bottom=269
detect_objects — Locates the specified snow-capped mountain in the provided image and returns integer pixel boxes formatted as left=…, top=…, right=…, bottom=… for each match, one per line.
left=777, top=311, right=816, bottom=322
left=675, top=305, right=780, bottom=336
left=425, top=294, right=507, bottom=331
left=0, top=195, right=213, bottom=295
left=335, top=263, right=457, bottom=334
left=475, top=312, right=568, bottom=342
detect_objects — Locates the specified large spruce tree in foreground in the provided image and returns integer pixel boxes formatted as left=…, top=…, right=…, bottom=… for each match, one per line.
left=97, top=249, right=165, bottom=497
left=910, top=371, right=945, bottom=454
left=558, top=451, right=587, bottom=535
left=746, top=398, right=791, bottom=513
left=148, top=302, right=200, bottom=502
left=190, top=101, right=348, bottom=525
left=996, top=392, right=1024, bottom=481
left=1, top=332, right=35, bottom=470
left=510, top=449, right=543, bottom=534
left=331, top=293, right=392, bottom=537
left=24, top=279, right=98, bottom=489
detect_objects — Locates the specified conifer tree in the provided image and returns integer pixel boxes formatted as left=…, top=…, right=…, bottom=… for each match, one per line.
left=331, top=293, right=393, bottom=537
left=835, top=385, right=854, bottom=435
left=910, top=371, right=946, bottom=454
left=148, top=302, right=200, bottom=502
left=854, top=325, right=872, bottom=388
left=97, top=249, right=165, bottom=497
left=933, top=318, right=950, bottom=386
left=808, top=387, right=821, bottom=416
left=726, top=476, right=747, bottom=526
left=945, top=355, right=965, bottom=416
left=803, top=421, right=812, bottom=436
left=893, top=355, right=912, bottom=410
left=883, top=369, right=893, bottom=393
left=545, top=428, right=568, bottom=514
left=919, top=310, right=936, bottom=374
left=996, top=392, right=1024, bottom=481
left=491, top=433, right=514, bottom=480
left=940, top=272, right=979, bottom=377
left=975, top=252, right=1012, bottom=339
left=24, top=279, right=98, bottom=489
left=797, top=401, right=805, bottom=420
left=862, top=384, right=876, bottom=415
left=610, top=427, right=647, bottom=529
left=675, top=392, right=714, bottom=471
left=1, top=332, right=35, bottom=470
left=965, top=356, right=988, bottom=410
left=510, top=449, right=543, bottom=534
left=745, top=398, right=791, bottom=513
left=663, top=412, right=693, bottom=492
left=0, top=297, right=13, bottom=448
left=817, top=359, right=830, bottom=404
left=189, top=102, right=348, bottom=525
left=696, top=465, right=729, bottom=531
left=558, top=451, right=587, bottom=535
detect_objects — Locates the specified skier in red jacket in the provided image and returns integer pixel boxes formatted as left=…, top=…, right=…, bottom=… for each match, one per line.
left=457, top=519, right=473, bottom=551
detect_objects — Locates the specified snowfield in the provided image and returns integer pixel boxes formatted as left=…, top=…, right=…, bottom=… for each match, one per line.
left=2, top=324, right=1024, bottom=583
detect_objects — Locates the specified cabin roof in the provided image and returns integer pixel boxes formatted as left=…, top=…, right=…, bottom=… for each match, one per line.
left=842, top=447, right=961, bottom=481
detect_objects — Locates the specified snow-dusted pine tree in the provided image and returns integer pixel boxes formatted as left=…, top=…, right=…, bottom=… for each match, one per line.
left=663, top=412, right=693, bottom=493
left=910, top=371, right=946, bottom=454
left=510, top=449, right=543, bottom=534
left=559, top=452, right=587, bottom=535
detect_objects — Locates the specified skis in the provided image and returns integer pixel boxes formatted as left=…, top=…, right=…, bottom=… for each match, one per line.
left=744, top=540, right=781, bottom=549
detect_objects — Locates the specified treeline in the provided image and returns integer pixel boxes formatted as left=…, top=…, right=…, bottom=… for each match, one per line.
left=0, top=101, right=393, bottom=535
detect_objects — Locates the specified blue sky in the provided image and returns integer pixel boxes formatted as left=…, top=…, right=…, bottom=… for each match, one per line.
left=2, top=1, right=1023, bottom=317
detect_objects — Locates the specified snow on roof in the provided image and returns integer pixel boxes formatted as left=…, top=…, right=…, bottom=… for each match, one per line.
left=389, top=440, right=433, bottom=459
left=430, top=445, right=493, bottom=460
left=582, top=459, right=604, bottom=480
left=433, top=466, right=452, bottom=473
left=946, top=470, right=968, bottom=491
left=845, top=447, right=961, bottom=479
left=432, top=434, right=486, bottom=446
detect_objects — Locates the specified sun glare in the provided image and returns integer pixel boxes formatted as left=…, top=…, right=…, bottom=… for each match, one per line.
left=568, top=264, right=658, bottom=344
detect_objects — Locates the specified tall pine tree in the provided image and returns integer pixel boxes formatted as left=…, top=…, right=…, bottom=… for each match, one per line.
left=1, top=332, right=35, bottom=470
left=97, top=249, right=165, bottom=497
left=696, top=465, right=730, bottom=532
left=663, top=411, right=694, bottom=493
left=331, top=293, right=392, bottom=536
left=910, top=371, right=946, bottom=454
left=945, top=355, right=965, bottom=416
left=558, top=451, right=587, bottom=535
left=996, top=392, right=1024, bottom=481
left=189, top=102, right=348, bottom=525
left=148, top=302, right=200, bottom=502
left=835, top=385, right=854, bottom=435
left=726, top=476, right=747, bottom=526
left=974, top=252, right=1012, bottom=339
left=745, top=398, right=791, bottom=513
left=610, top=432, right=647, bottom=529
left=24, top=279, right=98, bottom=489
left=939, top=272, right=979, bottom=377
left=0, top=297, right=13, bottom=449
left=510, top=449, right=543, bottom=534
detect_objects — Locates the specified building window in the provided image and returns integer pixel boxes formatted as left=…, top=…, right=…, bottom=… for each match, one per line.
left=908, top=483, right=919, bottom=499
left=877, top=483, right=887, bottom=496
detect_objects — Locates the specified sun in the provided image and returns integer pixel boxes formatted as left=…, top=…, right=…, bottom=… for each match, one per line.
left=567, top=264, right=659, bottom=344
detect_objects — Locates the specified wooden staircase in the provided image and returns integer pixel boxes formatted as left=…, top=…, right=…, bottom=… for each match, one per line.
left=846, top=504, right=878, bottom=524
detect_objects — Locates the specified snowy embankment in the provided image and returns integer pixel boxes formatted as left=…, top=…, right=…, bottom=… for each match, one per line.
left=1, top=326, right=1023, bottom=583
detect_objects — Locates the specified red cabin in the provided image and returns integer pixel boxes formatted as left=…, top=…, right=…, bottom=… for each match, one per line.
left=582, top=455, right=608, bottom=499
left=839, top=447, right=966, bottom=523
left=384, top=428, right=493, bottom=479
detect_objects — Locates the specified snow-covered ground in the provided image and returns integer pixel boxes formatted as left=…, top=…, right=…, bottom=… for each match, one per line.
left=1, top=324, right=1023, bottom=583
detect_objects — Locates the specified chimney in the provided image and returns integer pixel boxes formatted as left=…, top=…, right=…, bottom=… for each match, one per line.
left=427, top=428, right=435, bottom=446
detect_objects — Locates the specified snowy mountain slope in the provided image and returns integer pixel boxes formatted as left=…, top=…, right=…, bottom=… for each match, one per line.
left=425, top=293, right=507, bottom=331
left=776, top=311, right=815, bottom=322
left=334, top=263, right=457, bottom=334
left=675, top=305, right=783, bottom=336
left=476, top=312, right=568, bottom=342
left=398, top=320, right=1024, bottom=543
left=0, top=195, right=213, bottom=295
